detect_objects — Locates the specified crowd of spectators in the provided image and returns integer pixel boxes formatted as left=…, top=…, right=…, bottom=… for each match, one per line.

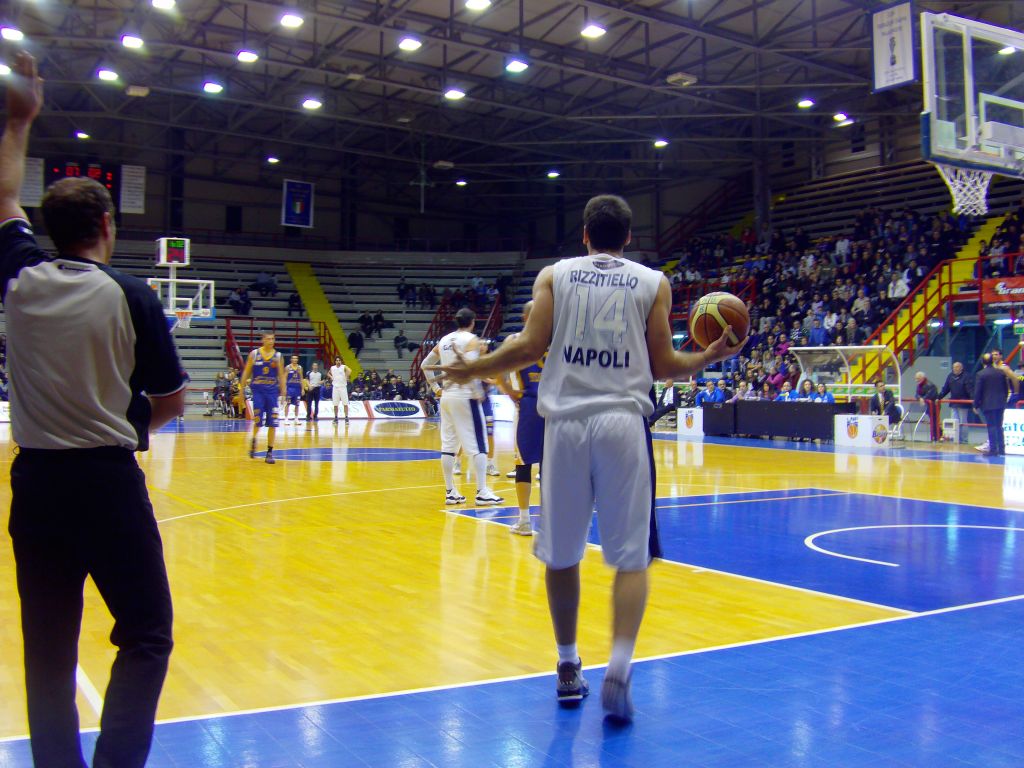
left=668, top=207, right=976, bottom=352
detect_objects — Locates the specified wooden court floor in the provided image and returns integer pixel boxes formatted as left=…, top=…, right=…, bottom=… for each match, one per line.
left=0, top=417, right=1017, bottom=740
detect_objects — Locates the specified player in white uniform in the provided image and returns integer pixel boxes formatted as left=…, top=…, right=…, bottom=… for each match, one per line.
left=430, top=195, right=745, bottom=720
left=421, top=308, right=504, bottom=506
left=328, top=357, right=351, bottom=422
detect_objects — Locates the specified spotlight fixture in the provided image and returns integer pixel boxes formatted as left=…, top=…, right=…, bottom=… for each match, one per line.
left=398, top=36, right=422, bottom=52
left=444, top=87, right=466, bottom=101
left=1, top=27, right=24, bottom=42
left=465, top=0, right=491, bottom=10
left=546, top=170, right=561, bottom=179
left=653, top=138, right=669, bottom=149
left=267, top=156, right=280, bottom=164
left=121, top=34, right=144, bottom=49
left=581, top=23, right=606, bottom=39
left=302, top=98, right=322, bottom=110
left=75, top=131, right=90, bottom=140
left=836, top=119, right=854, bottom=127
left=833, top=112, right=848, bottom=122
left=236, top=50, right=259, bottom=63
left=151, top=0, right=175, bottom=10
left=97, top=69, right=119, bottom=81
left=0, top=64, right=10, bottom=76
left=280, top=13, right=304, bottom=28
left=505, top=58, right=529, bottom=73
left=455, top=179, right=468, bottom=187
left=203, top=81, right=224, bottom=94
left=797, top=98, right=815, bottom=109
left=999, top=46, right=1016, bottom=55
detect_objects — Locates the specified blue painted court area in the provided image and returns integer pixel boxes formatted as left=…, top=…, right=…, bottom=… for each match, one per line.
left=3, top=597, right=1021, bottom=767
left=157, top=419, right=253, bottom=433
left=260, top=447, right=441, bottom=462
left=652, top=433, right=1007, bottom=464
left=459, top=488, right=1024, bottom=612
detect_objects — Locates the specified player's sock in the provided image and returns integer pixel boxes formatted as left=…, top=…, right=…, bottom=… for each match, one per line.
left=518, top=507, right=531, bottom=524
left=266, top=446, right=273, bottom=454
left=441, top=453, right=456, bottom=492
left=472, top=453, right=488, bottom=494
left=557, top=643, right=579, bottom=665
left=607, top=637, right=635, bottom=681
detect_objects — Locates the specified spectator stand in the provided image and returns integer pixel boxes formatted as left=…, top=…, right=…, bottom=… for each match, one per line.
left=408, top=293, right=503, bottom=386
left=224, top=317, right=335, bottom=372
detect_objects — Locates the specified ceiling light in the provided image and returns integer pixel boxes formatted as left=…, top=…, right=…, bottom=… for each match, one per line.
left=126, top=85, right=150, bottom=97
left=833, top=112, right=848, bottom=122
left=797, top=98, right=815, bottom=109
left=465, top=0, right=491, bottom=10
left=1, top=27, right=24, bottom=42
left=0, top=64, right=10, bottom=76
left=444, top=87, right=466, bottom=101
left=836, top=119, right=854, bottom=127
left=97, top=69, right=119, bottom=81
left=302, top=98, right=322, bottom=110
left=396, top=115, right=413, bottom=124
left=151, top=0, right=175, bottom=9
left=280, top=13, right=304, bottom=28
left=203, top=81, right=223, bottom=94
left=581, top=23, right=606, bottom=39
left=505, top=58, right=529, bottom=73
left=999, top=46, right=1016, bottom=56
left=267, top=156, right=280, bottom=164
left=121, top=34, right=144, bottom=49
left=995, top=317, right=1014, bottom=326
left=547, top=170, right=560, bottom=179
left=455, top=179, right=468, bottom=187
left=75, top=131, right=90, bottom=140
left=653, top=138, right=669, bottom=148
left=236, top=50, right=259, bottom=63
left=398, top=36, right=422, bottom=52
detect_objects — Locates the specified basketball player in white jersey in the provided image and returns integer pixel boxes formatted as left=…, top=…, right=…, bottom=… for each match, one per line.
left=430, top=195, right=745, bottom=720
left=329, top=356, right=351, bottom=422
left=421, top=308, right=504, bottom=506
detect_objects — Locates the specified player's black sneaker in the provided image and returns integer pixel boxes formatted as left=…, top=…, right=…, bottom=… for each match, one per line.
left=556, top=659, right=589, bottom=704
left=601, top=672, right=634, bottom=722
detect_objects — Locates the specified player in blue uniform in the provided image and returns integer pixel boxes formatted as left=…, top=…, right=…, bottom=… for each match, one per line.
left=283, top=355, right=304, bottom=424
left=240, top=332, right=287, bottom=463
left=499, top=302, right=545, bottom=536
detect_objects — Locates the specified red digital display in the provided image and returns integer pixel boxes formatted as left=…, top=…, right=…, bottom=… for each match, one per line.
left=46, top=160, right=119, bottom=193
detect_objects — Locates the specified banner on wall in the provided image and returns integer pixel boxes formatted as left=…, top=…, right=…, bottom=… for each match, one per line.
left=834, top=415, right=890, bottom=447
left=982, top=277, right=1024, bottom=304
left=1004, top=410, right=1024, bottom=456
left=120, top=165, right=146, bottom=214
left=872, top=1, right=915, bottom=92
left=281, top=179, right=314, bottom=228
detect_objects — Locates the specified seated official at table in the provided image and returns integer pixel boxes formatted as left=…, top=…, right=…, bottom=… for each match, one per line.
left=775, top=381, right=799, bottom=402
left=869, top=379, right=901, bottom=423
left=696, top=379, right=726, bottom=407
left=811, top=382, right=835, bottom=404
left=795, top=380, right=815, bottom=401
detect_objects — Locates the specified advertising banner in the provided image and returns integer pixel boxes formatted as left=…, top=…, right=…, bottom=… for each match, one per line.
left=281, top=179, right=314, bottom=228
left=834, top=415, right=890, bottom=447
left=676, top=407, right=703, bottom=438
left=982, top=277, right=1024, bottom=304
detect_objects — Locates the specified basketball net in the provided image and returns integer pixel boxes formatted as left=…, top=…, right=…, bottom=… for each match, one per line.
left=934, top=162, right=993, bottom=217
left=175, top=309, right=193, bottom=329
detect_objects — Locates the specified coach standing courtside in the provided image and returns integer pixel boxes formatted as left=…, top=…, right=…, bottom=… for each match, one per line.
left=974, top=354, right=1009, bottom=457
left=1, top=54, right=187, bottom=767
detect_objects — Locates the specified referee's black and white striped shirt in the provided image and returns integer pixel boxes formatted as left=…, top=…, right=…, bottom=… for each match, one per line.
left=0, top=218, right=187, bottom=451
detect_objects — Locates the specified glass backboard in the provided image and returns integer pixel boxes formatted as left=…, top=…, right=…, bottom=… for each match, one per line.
left=922, top=12, right=1024, bottom=177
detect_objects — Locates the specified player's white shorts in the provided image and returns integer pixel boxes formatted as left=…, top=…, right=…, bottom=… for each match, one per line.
left=536, top=409, right=658, bottom=571
left=332, top=384, right=349, bottom=406
left=440, top=396, right=488, bottom=456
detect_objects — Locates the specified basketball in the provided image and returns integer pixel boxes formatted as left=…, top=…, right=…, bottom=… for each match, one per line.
left=689, top=292, right=750, bottom=349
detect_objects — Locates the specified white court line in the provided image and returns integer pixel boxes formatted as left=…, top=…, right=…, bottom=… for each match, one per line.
left=814, top=484, right=1024, bottom=513
left=155, top=482, right=448, bottom=524
left=805, top=524, right=1024, bottom=568
left=75, top=665, right=103, bottom=717
left=656, top=491, right=846, bottom=510
left=4, top=592, right=1018, bottom=743
left=444, top=507, right=906, bottom=614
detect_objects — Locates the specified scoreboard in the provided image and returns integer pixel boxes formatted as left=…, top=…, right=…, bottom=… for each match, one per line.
left=45, top=159, right=120, bottom=196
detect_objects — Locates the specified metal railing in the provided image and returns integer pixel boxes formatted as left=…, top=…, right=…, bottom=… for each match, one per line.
left=225, top=317, right=332, bottom=367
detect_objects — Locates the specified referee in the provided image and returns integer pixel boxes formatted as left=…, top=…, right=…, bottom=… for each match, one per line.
left=2, top=54, right=187, bottom=767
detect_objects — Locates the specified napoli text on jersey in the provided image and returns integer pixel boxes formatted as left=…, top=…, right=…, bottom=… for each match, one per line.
left=538, top=254, right=661, bottom=418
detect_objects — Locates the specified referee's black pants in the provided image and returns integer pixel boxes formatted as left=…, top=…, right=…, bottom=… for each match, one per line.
left=8, top=447, right=173, bottom=768
left=306, top=386, right=321, bottom=420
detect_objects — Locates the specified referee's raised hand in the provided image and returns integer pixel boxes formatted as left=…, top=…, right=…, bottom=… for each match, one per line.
left=6, top=52, right=43, bottom=123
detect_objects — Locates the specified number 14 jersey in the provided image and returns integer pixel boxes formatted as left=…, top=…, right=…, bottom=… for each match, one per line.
left=538, top=254, right=662, bottom=419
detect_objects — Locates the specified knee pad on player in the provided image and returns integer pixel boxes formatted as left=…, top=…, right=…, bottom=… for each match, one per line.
left=515, top=464, right=532, bottom=484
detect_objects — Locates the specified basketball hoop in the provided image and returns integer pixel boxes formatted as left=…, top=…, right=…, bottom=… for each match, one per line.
left=174, top=309, right=193, bottom=329
left=934, top=162, right=994, bottom=217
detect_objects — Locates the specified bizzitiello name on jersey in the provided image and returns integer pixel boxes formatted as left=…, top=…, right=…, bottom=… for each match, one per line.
left=568, top=269, right=639, bottom=289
